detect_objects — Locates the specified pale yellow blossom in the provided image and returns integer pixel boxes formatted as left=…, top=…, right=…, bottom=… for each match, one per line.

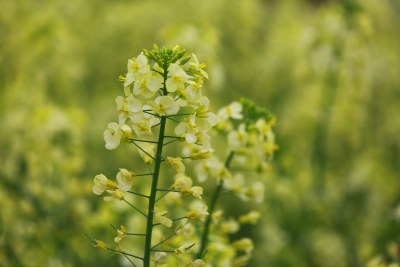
left=92, top=174, right=117, bottom=195
left=116, top=168, right=135, bottom=191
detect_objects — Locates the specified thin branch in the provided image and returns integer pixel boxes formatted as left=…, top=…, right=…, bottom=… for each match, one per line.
left=136, top=173, right=154, bottom=177
left=127, top=233, right=146, bottom=236
left=151, top=249, right=175, bottom=253
left=166, top=113, right=195, bottom=117
left=151, top=232, right=178, bottom=249
left=163, top=138, right=179, bottom=146
left=127, top=191, right=150, bottom=199
left=156, top=188, right=179, bottom=192
left=117, top=244, right=137, bottom=267
left=150, top=68, right=163, bottom=76
left=131, top=141, right=155, bottom=161
left=167, top=117, right=180, bottom=124
left=153, top=216, right=186, bottom=227
left=129, top=138, right=158, bottom=144
left=155, top=191, right=170, bottom=203
left=106, top=246, right=144, bottom=261
left=152, top=122, right=161, bottom=128
left=163, top=135, right=183, bottom=139
left=143, top=110, right=159, bottom=117
left=123, top=199, right=147, bottom=218
left=172, top=216, right=187, bottom=222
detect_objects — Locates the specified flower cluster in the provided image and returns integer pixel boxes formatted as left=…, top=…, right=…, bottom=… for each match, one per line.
left=90, top=45, right=217, bottom=267
left=103, top=45, right=216, bottom=153
left=191, top=98, right=277, bottom=265
left=90, top=45, right=277, bottom=267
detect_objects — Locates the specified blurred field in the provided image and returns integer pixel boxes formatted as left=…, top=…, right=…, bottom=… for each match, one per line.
left=1, top=0, right=400, bottom=266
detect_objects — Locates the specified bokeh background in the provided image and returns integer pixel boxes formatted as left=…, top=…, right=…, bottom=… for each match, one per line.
left=1, top=0, right=400, bottom=266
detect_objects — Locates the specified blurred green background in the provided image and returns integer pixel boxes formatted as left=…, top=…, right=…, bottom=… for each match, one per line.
left=1, top=0, right=400, bottom=266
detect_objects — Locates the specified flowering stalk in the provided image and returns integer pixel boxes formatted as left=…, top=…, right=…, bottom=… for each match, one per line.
left=197, top=151, right=234, bottom=259
left=91, top=45, right=216, bottom=266
left=193, top=98, right=278, bottom=265
left=143, top=64, right=168, bottom=267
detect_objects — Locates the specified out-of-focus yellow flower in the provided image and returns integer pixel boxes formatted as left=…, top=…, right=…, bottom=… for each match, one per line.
left=233, top=238, right=254, bottom=255
left=187, top=202, right=209, bottom=221
left=181, top=186, right=203, bottom=199
left=154, top=210, right=173, bottom=228
left=232, top=255, right=250, bottom=267
left=166, top=157, right=186, bottom=173
left=227, top=124, right=247, bottom=150
left=187, top=259, right=206, bottom=267
left=239, top=211, right=261, bottom=224
left=92, top=240, right=107, bottom=250
left=221, top=219, right=240, bottom=234
left=104, top=189, right=125, bottom=201
left=239, top=181, right=264, bottom=203
left=138, top=143, right=156, bottom=164
left=154, top=252, right=168, bottom=264
left=114, top=225, right=127, bottom=243
left=218, top=101, right=243, bottom=121
left=190, top=149, right=213, bottom=160
left=172, top=173, right=193, bottom=191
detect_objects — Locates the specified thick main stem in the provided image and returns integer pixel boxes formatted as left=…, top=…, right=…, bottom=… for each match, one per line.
left=143, top=65, right=169, bottom=267
left=143, top=116, right=166, bottom=267
left=197, top=151, right=235, bottom=259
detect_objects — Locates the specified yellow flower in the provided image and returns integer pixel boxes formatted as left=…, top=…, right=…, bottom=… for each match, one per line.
left=221, top=219, right=240, bottom=234
left=130, top=109, right=158, bottom=136
left=92, top=174, right=117, bottom=195
left=239, top=211, right=261, bottom=224
left=154, top=252, right=168, bottom=264
left=104, top=189, right=125, bottom=201
left=218, top=101, right=243, bottom=121
left=138, top=143, right=155, bottom=164
left=166, top=63, right=190, bottom=93
left=187, top=259, right=206, bottom=267
left=115, top=94, right=142, bottom=123
left=190, top=149, right=214, bottom=160
left=172, top=173, right=193, bottom=191
left=186, top=202, right=209, bottom=221
left=190, top=54, right=208, bottom=79
left=239, top=181, right=264, bottom=203
left=150, top=95, right=180, bottom=116
left=175, top=115, right=198, bottom=144
left=181, top=186, right=203, bottom=199
left=114, top=225, right=127, bottom=243
left=103, top=122, right=132, bottom=150
left=124, top=53, right=150, bottom=88
left=116, top=168, right=135, bottom=191
left=166, top=157, right=185, bottom=173
left=175, top=246, right=186, bottom=255
left=154, top=210, right=173, bottom=228
left=233, top=238, right=254, bottom=254
left=92, top=239, right=107, bottom=249
left=133, top=72, right=163, bottom=98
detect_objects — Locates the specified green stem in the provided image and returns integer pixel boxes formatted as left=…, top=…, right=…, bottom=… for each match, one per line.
left=143, top=116, right=167, bottom=267
left=143, top=62, right=169, bottom=267
left=197, top=151, right=235, bottom=259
